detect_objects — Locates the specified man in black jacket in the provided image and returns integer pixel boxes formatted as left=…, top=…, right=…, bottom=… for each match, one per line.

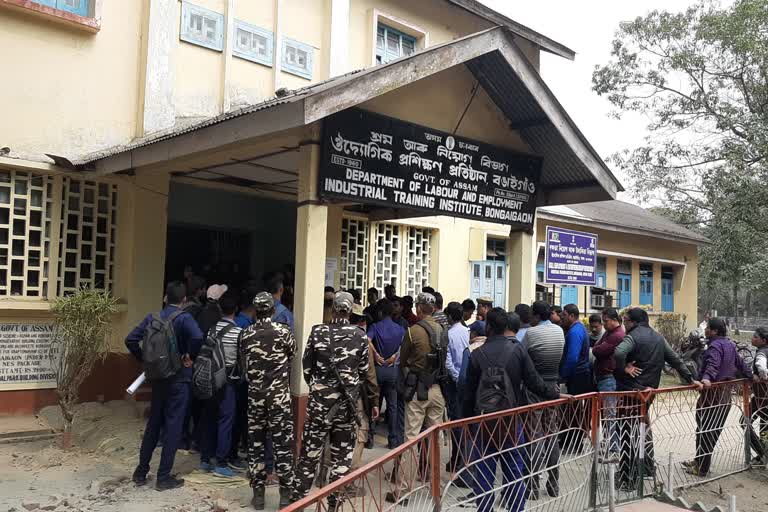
left=463, top=308, right=560, bottom=512
left=613, top=307, right=699, bottom=490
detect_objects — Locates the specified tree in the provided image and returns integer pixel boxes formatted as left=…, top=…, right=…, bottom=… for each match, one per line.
left=49, top=287, right=119, bottom=448
left=593, top=0, right=768, bottom=317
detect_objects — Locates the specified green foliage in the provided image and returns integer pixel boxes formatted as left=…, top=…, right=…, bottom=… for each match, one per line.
left=593, top=0, right=768, bottom=316
left=654, top=312, right=689, bottom=351
left=50, top=288, right=119, bottom=428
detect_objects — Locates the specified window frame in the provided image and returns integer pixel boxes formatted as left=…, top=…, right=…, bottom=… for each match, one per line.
left=281, top=37, right=314, bottom=80
left=180, top=1, right=225, bottom=53
left=370, top=10, right=428, bottom=66
left=376, top=23, right=417, bottom=65
left=1, top=0, right=100, bottom=31
left=233, top=19, right=274, bottom=67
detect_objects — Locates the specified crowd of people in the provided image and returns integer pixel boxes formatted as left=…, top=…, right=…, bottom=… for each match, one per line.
left=123, top=272, right=768, bottom=511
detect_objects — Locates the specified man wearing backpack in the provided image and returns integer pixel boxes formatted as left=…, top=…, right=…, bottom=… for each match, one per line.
left=198, top=292, right=243, bottom=478
left=463, top=308, right=560, bottom=512
left=125, top=281, right=203, bottom=491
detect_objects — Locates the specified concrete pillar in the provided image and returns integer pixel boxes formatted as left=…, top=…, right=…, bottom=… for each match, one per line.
left=507, top=228, right=536, bottom=308
left=137, top=0, right=176, bottom=135
left=328, top=0, right=350, bottom=77
left=292, top=124, right=326, bottom=401
left=653, top=262, right=663, bottom=312
left=631, top=260, right=641, bottom=306
left=325, top=205, right=344, bottom=290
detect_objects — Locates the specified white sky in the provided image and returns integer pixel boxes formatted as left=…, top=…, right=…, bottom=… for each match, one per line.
left=479, top=0, right=697, bottom=202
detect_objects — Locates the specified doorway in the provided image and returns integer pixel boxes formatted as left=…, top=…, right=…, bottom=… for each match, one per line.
left=469, top=238, right=507, bottom=308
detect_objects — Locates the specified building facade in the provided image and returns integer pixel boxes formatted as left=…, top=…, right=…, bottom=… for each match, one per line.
left=0, top=0, right=697, bottom=418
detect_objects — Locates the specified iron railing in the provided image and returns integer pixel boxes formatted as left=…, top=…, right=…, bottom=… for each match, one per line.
left=283, top=380, right=768, bottom=512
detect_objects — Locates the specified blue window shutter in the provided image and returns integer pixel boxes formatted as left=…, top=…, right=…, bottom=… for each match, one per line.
left=56, top=0, right=88, bottom=17
left=34, top=0, right=57, bottom=7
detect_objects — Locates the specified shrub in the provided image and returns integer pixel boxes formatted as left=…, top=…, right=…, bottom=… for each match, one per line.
left=655, top=312, right=688, bottom=352
left=49, top=287, right=119, bottom=448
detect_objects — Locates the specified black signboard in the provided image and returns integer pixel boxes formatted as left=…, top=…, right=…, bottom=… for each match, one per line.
left=319, top=108, right=542, bottom=229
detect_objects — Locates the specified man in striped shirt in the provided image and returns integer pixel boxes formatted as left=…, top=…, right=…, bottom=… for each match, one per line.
left=200, top=292, right=242, bottom=478
left=523, top=301, right=565, bottom=499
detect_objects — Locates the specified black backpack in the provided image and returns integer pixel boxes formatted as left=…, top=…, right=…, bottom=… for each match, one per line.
left=192, top=323, right=236, bottom=400
left=141, top=311, right=184, bottom=381
left=417, top=320, right=449, bottom=383
left=474, top=348, right=516, bottom=415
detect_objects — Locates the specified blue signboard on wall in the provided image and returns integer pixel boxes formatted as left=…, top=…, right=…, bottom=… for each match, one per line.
left=544, top=226, right=598, bottom=285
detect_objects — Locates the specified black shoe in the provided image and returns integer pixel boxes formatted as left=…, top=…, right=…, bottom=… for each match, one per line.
left=132, top=468, right=148, bottom=487
left=385, top=492, right=408, bottom=506
left=251, top=487, right=265, bottom=510
left=155, top=476, right=184, bottom=491
left=453, top=477, right=470, bottom=489
left=365, top=438, right=374, bottom=449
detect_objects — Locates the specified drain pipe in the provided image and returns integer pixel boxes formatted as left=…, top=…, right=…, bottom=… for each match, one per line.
left=273, top=0, right=282, bottom=93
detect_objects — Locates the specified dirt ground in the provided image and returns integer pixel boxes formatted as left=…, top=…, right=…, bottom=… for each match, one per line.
left=678, top=470, right=768, bottom=512
left=1, top=400, right=260, bottom=512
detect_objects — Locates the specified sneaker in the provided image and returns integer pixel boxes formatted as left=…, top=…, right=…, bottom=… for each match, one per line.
left=199, top=461, right=214, bottom=473
left=227, top=458, right=247, bottom=471
left=132, top=468, right=148, bottom=487
left=546, top=479, right=559, bottom=498
left=155, top=476, right=184, bottom=491
left=365, top=438, right=374, bottom=449
left=213, top=466, right=236, bottom=478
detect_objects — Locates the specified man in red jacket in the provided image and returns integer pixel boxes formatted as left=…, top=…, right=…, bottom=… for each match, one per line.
left=593, top=307, right=625, bottom=461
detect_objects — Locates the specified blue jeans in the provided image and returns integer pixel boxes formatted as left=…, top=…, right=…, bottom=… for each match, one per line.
left=597, top=375, right=619, bottom=453
left=376, top=364, right=400, bottom=447
left=201, top=381, right=236, bottom=463
left=473, top=425, right=527, bottom=512
left=138, top=380, right=190, bottom=480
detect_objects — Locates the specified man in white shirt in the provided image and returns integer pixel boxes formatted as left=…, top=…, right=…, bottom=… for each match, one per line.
left=444, top=301, right=470, bottom=486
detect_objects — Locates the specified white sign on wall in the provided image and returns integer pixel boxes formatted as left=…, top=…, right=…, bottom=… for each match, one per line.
left=0, top=323, right=57, bottom=390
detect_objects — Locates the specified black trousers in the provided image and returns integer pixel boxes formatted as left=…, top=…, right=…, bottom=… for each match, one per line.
left=694, top=387, right=731, bottom=475
left=748, top=395, right=768, bottom=458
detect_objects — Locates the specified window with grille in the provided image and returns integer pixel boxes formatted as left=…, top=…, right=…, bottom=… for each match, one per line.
left=57, top=179, right=117, bottom=295
left=405, top=227, right=431, bottom=297
left=0, top=171, right=53, bottom=298
left=373, top=223, right=400, bottom=296
left=376, top=24, right=417, bottom=65
left=282, top=38, right=313, bottom=79
left=180, top=2, right=224, bottom=52
left=340, top=218, right=369, bottom=293
left=233, top=20, right=273, bottom=66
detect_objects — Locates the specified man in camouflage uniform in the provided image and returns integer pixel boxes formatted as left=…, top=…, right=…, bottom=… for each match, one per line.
left=294, top=292, right=370, bottom=508
left=239, top=292, right=296, bottom=510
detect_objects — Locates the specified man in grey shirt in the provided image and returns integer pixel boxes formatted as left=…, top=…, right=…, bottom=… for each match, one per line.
left=523, top=301, right=564, bottom=498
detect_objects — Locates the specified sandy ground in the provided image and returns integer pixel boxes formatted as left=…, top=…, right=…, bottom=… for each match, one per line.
left=678, top=470, right=768, bottom=512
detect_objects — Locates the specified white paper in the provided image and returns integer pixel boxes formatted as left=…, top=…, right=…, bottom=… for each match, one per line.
left=126, top=372, right=146, bottom=395
left=325, top=258, right=338, bottom=287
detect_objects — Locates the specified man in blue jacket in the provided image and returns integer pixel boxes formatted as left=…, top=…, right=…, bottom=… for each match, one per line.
left=125, top=281, right=204, bottom=491
left=559, top=304, right=594, bottom=455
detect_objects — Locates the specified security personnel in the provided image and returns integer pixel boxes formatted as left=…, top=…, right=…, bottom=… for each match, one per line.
left=387, top=292, right=446, bottom=504
left=295, top=292, right=371, bottom=509
left=239, top=292, right=297, bottom=509
left=126, top=281, right=203, bottom=491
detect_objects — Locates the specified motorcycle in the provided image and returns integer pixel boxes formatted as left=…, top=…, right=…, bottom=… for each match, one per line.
left=663, top=330, right=707, bottom=383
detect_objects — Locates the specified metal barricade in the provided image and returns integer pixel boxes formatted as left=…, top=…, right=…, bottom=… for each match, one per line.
left=284, top=381, right=763, bottom=512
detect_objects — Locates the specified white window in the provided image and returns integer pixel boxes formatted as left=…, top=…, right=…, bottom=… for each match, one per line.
left=57, top=178, right=117, bottom=295
left=180, top=2, right=224, bottom=52
left=282, top=38, right=313, bottom=79
left=373, top=223, right=400, bottom=297
left=405, top=227, right=431, bottom=297
left=340, top=218, right=369, bottom=292
left=233, top=20, right=273, bottom=66
left=0, top=171, right=116, bottom=300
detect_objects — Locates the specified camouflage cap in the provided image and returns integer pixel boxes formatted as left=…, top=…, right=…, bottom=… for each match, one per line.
left=333, top=291, right=354, bottom=313
left=252, top=291, right=274, bottom=313
left=415, top=292, right=436, bottom=306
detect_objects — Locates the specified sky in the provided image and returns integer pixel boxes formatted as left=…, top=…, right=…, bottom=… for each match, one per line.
left=479, top=0, right=698, bottom=202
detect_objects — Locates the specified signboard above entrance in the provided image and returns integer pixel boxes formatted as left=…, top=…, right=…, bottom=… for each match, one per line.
left=545, top=226, right=598, bottom=286
left=319, top=109, right=542, bottom=229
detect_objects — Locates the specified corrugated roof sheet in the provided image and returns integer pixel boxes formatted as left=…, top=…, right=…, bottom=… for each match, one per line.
left=539, top=200, right=708, bottom=244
